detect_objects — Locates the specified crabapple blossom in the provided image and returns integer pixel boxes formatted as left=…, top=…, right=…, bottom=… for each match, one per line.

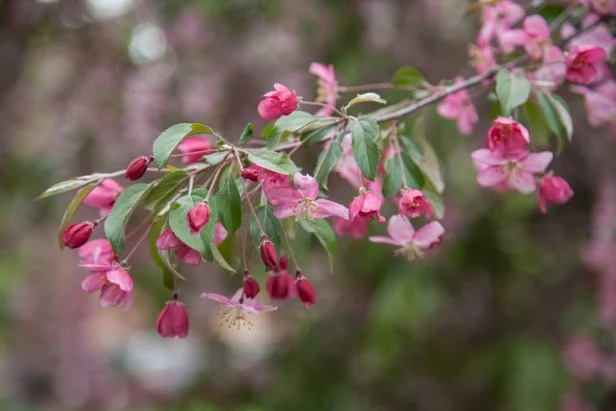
left=156, top=228, right=202, bottom=265
left=187, top=202, right=211, bottom=234
left=295, top=273, right=316, bottom=308
left=243, top=273, right=260, bottom=299
left=369, top=215, right=445, bottom=260
left=309, top=62, right=338, bottom=116
left=260, top=238, right=278, bottom=270
left=201, top=288, right=277, bottom=329
left=436, top=76, right=479, bottom=135
left=257, top=83, right=298, bottom=120
left=487, top=117, right=531, bottom=155
left=82, top=265, right=134, bottom=309
left=538, top=175, right=574, bottom=214
left=157, top=300, right=190, bottom=338
left=566, top=45, right=608, bottom=84
left=398, top=189, right=433, bottom=219
left=177, top=136, right=214, bottom=164
left=571, top=80, right=616, bottom=130
left=266, top=270, right=296, bottom=300
left=333, top=216, right=368, bottom=239
left=83, top=179, right=123, bottom=217
left=125, top=156, right=151, bottom=181
left=63, top=221, right=95, bottom=249
left=349, top=187, right=385, bottom=222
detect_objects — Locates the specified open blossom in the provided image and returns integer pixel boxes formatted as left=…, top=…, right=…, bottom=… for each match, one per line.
left=571, top=80, right=616, bottom=130
left=566, top=45, right=608, bottom=84
left=398, top=189, right=433, bottom=219
left=156, top=228, right=202, bottom=265
left=79, top=239, right=117, bottom=270
left=477, top=0, right=524, bottom=52
left=436, top=76, right=479, bottom=135
left=266, top=270, right=296, bottom=300
left=309, top=62, right=338, bottom=116
left=369, top=215, right=444, bottom=260
left=267, top=173, right=349, bottom=220
left=517, top=15, right=551, bottom=60
left=257, top=83, right=298, bottom=121
left=472, top=149, right=553, bottom=194
left=157, top=300, right=189, bottom=338
left=201, top=288, right=277, bottom=329
left=349, top=188, right=385, bottom=222
left=334, top=216, right=368, bottom=239
left=469, top=44, right=497, bottom=76
left=487, top=117, right=530, bottom=155
left=83, top=179, right=123, bottom=217
left=82, top=265, right=133, bottom=309
left=529, top=45, right=566, bottom=91
left=566, top=13, right=616, bottom=55
left=538, top=175, right=574, bottom=213
left=336, top=134, right=363, bottom=189
left=177, top=136, right=214, bottom=164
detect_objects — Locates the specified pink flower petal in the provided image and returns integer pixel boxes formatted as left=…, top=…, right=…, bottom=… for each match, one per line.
left=471, top=149, right=506, bottom=169
left=387, top=215, right=415, bottom=243
left=293, top=173, right=319, bottom=200
left=201, top=292, right=234, bottom=306
left=520, top=151, right=553, bottom=173
left=413, top=221, right=445, bottom=249
left=509, top=170, right=537, bottom=194
left=477, top=167, right=507, bottom=187
left=82, top=272, right=106, bottom=293
left=105, top=268, right=133, bottom=292
left=368, top=236, right=400, bottom=246
left=314, top=199, right=350, bottom=219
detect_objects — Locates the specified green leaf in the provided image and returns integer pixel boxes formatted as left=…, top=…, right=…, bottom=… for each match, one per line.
left=168, top=188, right=218, bottom=261
left=536, top=92, right=573, bottom=153
left=215, top=173, right=242, bottom=233
left=412, top=126, right=445, bottom=193
left=523, top=100, right=551, bottom=148
left=211, top=243, right=237, bottom=273
left=148, top=217, right=175, bottom=290
left=423, top=188, right=445, bottom=219
left=263, top=124, right=284, bottom=149
left=350, top=117, right=381, bottom=180
left=382, top=153, right=424, bottom=197
left=392, top=66, right=424, bottom=87
left=143, top=170, right=188, bottom=212
left=314, top=141, right=343, bottom=190
left=274, top=111, right=318, bottom=133
left=104, top=183, right=152, bottom=255
left=249, top=205, right=282, bottom=249
left=246, top=149, right=299, bottom=176
left=345, top=93, right=387, bottom=109
left=57, top=183, right=97, bottom=249
left=35, top=177, right=95, bottom=201
left=495, top=70, right=531, bottom=115
left=538, top=4, right=567, bottom=24
left=239, top=123, right=254, bottom=145
left=312, top=219, right=337, bottom=274
left=152, top=123, right=213, bottom=169
left=204, top=151, right=229, bottom=165
left=301, top=124, right=338, bottom=146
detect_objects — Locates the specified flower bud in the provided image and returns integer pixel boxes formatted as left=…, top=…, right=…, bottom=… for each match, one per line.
left=279, top=254, right=288, bottom=271
left=398, top=189, right=433, bottom=219
left=124, top=156, right=152, bottom=180
left=63, top=221, right=95, bottom=249
left=156, top=300, right=189, bottom=338
left=538, top=175, right=574, bottom=214
left=295, top=272, right=316, bottom=307
left=187, top=202, right=211, bottom=234
left=266, top=272, right=295, bottom=300
left=243, top=272, right=260, bottom=299
left=240, top=168, right=259, bottom=182
left=260, top=238, right=278, bottom=270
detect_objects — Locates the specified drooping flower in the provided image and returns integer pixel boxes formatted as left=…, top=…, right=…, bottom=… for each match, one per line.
left=336, top=134, right=363, bottom=189
left=571, top=80, right=616, bottom=129
left=201, top=288, right=277, bottom=330
left=398, top=189, right=433, bottom=219
left=156, top=228, right=202, bottom=265
left=243, top=272, right=260, bottom=299
left=246, top=164, right=290, bottom=196
left=125, top=156, right=152, bottom=181
left=487, top=117, right=531, bottom=155
left=260, top=238, right=278, bottom=270
left=333, top=216, right=368, bottom=239
left=177, top=136, right=215, bottom=164
left=83, top=179, right=123, bottom=217
left=436, top=76, right=479, bottom=135
left=369, top=215, right=444, bottom=260
left=349, top=187, right=385, bottom=222
left=529, top=45, right=566, bottom=91
left=471, top=149, right=553, bottom=194
left=266, top=270, right=296, bottom=300
left=63, top=221, right=96, bottom=249
left=79, top=239, right=117, bottom=270
left=476, top=0, right=525, bottom=51
left=538, top=175, right=574, bottom=213
left=565, top=45, right=608, bottom=84
left=214, top=222, right=228, bottom=246
left=295, top=273, right=316, bottom=308
left=257, top=83, right=299, bottom=121
left=187, top=202, right=211, bottom=234
left=82, top=265, right=134, bottom=309
left=309, top=62, right=338, bottom=116
left=267, top=173, right=349, bottom=221
left=157, top=300, right=190, bottom=338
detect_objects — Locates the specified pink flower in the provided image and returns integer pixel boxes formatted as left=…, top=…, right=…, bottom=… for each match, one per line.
left=257, top=83, right=298, bottom=121
left=214, top=222, right=228, bottom=246
left=398, top=189, right=433, bottom=219
left=566, top=45, right=607, bottom=84
left=477, top=0, right=524, bottom=51
left=538, top=175, right=574, bottom=213
left=471, top=149, right=553, bottom=194
left=260, top=238, right=278, bottom=270
left=500, top=14, right=552, bottom=60
left=571, top=80, right=616, bottom=128
left=349, top=188, right=385, bottom=222
left=333, top=216, right=368, bottom=239
left=174, top=245, right=202, bottom=265
left=267, top=173, right=349, bottom=220
left=564, top=334, right=603, bottom=381
left=177, top=136, right=214, bottom=164
left=78, top=239, right=117, bottom=270
left=309, top=62, right=338, bottom=116
left=243, top=273, right=260, bottom=299
left=295, top=274, right=316, bottom=308
left=369, top=215, right=444, bottom=260
left=83, top=179, right=123, bottom=217
left=247, top=164, right=290, bottom=196
left=201, top=288, right=277, bottom=329
left=156, top=228, right=202, bottom=265
left=561, top=393, right=591, bottom=411
left=125, top=156, right=152, bottom=181
left=157, top=300, right=190, bottom=338
left=266, top=271, right=296, bottom=300
left=82, top=265, right=134, bottom=309
left=487, top=117, right=530, bottom=155
left=530, top=45, right=566, bottom=91
left=469, top=44, right=497, bottom=76
left=336, top=134, right=363, bottom=189
left=581, top=0, right=616, bottom=15
left=569, top=13, right=616, bottom=55
left=63, top=221, right=95, bottom=249
left=187, top=202, right=211, bottom=234
left=156, top=228, right=181, bottom=250
left=436, top=76, right=479, bottom=135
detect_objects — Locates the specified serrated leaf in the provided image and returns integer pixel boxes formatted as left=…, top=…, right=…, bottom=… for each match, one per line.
left=496, top=70, right=531, bottom=115
left=143, top=170, right=188, bottom=211
left=249, top=205, right=282, bottom=249
left=153, top=123, right=214, bottom=169
left=168, top=188, right=218, bottom=262
left=392, top=66, right=423, bottom=87
left=346, top=93, right=387, bottom=109
left=246, top=149, right=299, bottom=176
left=57, top=183, right=97, bottom=249
left=148, top=217, right=175, bottom=290
left=536, top=92, right=573, bottom=154
left=274, top=111, right=318, bottom=133
left=215, top=173, right=242, bottom=233
left=239, top=123, right=254, bottom=145
left=104, top=183, right=152, bottom=255
left=314, top=141, right=343, bottom=190
left=350, top=117, right=381, bottom=181
left=35, top=178, right=95, bottom=201
left=312, top=219, right=337, bottom=274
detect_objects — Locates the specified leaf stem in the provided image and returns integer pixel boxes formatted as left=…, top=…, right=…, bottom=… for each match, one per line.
left=204, top=153, right=230, bottom=201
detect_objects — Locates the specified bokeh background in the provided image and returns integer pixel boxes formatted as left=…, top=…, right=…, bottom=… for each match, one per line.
left=1, top=0, right=615, bottom=410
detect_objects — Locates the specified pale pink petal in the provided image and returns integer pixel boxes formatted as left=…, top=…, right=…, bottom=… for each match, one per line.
left=471, top=149, right=506, bottom=169
left=413, top=222, right=445, bottom=249
left=293, top=173, right=319, bottom=200
left=314, top=199, right=350, bottom=219
left=509, top=170, right=537, bottom=194
left=249, top=304, right=278, bottom=313
left=82, top=272, right=106, bottom=293
left=457, top=107, right=478, bottom=135
left=265, top=187, right=302, bottom=206
left=272, top=204, right=298, bottom=219
left=524, top=15, right=550, bottom=40
left=387, top=215, right=415, bottom=243
left=498, top=29, right=527, bottom=53
left=436, top=99, right=461, bottom=119
left=201, top=292, right=234, bottom=306
left=520, top=151, right=553, bottom=173
left=105, top=268, right=133, bottom=292
left=368, top=236, right=401, bottom=246
left=477, top=167, right=507, bottom=187
left=99, top=284, right=128, bottom=308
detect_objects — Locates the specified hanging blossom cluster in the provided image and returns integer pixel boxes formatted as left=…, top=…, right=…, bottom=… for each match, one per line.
left=39, top=0, right=613, bottom=374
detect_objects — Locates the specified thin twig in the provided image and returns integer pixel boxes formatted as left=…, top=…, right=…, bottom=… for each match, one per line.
left=280, top=225, right=300, bottom=271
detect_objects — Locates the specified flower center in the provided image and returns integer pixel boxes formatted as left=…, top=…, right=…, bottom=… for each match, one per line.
left=395, top=242, right=424, bottom=261
left=292, top=199, right=320, bottom=221
left=217, top=306, right=253, bottom=330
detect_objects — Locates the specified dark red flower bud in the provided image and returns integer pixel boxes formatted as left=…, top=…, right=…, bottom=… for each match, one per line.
left=125, top=156, right=152, bottom=181
left=295, top=273, right=316, bottom=307
left=260, top=238, right=278, bottom=270
left=279, top=254, right=288, bottom=271
left=156, top=300, right=189, bottom=338
left=266, top=272, right=295, bottom=300
left=63, top=221, right=95, bottom=249
left=187, top=202, right=211, bottom=234
left=240, top=168, right=259, bottom=182
left=243, top=272, right=260, bottom=299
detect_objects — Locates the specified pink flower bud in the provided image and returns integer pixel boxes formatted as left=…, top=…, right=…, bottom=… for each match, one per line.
left=156, top=300, right=189, bottom=338
left=124, top=156, right=152, bottom=181
left=279, top=254, right=288, bottom=271
left=295, top=273, right=316, bottom=308
left=156, top=228, right=181, bottom=250
left=240, top=168, right=259, bottom=182
left=257, top=83, right=298, bottom=121
left=487, top=117, right=530, bottom=155
left=398, top=189, right=433, bottom=219
left=266, top=271, right=295, bottom=300
left=243, top=272, right=260, bottom=299
left=349, top=189, right=385, bottom=222
left=177, top=136, right=214, bottom=164
left=63, top=221, right=95, bottom=249
left=260, top=238, right=278, bottom=270
left=538, top=175, right=574, bottom=213
left=187, top=202, right=210, bottom=234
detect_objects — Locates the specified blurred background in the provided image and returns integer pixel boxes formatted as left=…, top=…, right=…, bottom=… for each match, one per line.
left=1, top=0, right=615, bottom=410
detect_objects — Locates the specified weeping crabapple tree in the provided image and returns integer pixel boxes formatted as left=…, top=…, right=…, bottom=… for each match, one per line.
left=37, top=1, right=613, bottom=341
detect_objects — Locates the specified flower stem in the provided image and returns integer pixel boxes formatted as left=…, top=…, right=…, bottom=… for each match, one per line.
left=280, top=226, right=300, bottom=271
left=301, top=100, right=346, bottom=118
left=122, top=221, right=154, bottom=264
left=232, top=148, right=267, bottom=236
